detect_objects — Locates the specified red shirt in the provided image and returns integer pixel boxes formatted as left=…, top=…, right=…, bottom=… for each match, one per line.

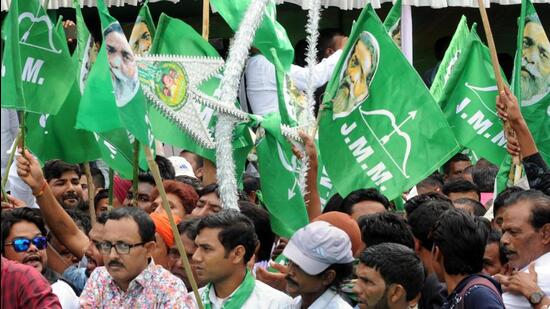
left=1, top=256, right=61, bottom=309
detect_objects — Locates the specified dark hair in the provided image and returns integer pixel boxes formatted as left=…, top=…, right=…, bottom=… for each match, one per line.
left=323, top=262, right=354, bottom=290
left=322, top=193, right=343, bottom=213
left=65, top=208, right=92, bottom=235
left=242, top=175, right=260, bottom=194
left=103, top=22, right=123, bottom=37
left=359, top=243, right=425, bottom=301
left=44, top=160, right=81, bottom=182
left=454, top=198, right=487, bottom=216
left=199, top=183, right=219, bottom=197
left=91, top=166, right=106, bottom=189
left=238, top=201, right=275, bottom=262
left=2, top=208, right=47, bottom=254
left=150, top=180, right=199, bottom=215
left=155, top=155, right=175, bottom=180
left=317, top=28, right=346, bottom=61
left=138, top=173, right=156, bottom=186
left=408, top=199, right=453, bottom=250
left=416, top=172, right=444, bottom=192
left=487, top=229, right=508, bottom=265
left=96, top=211, right=109, bottom=225
left=175, top=175, right=203, bottom=192
left=340, top=188, right=390, bottom=215
left=197, top=210, right=258, bottom=264
left=177, top=217, right=200, bottom=240
left=504, top=190, right=550, bottom=230
left=94, top=189, right=110, bottom=209
left=107, top=207, right=156, bottom=243
left=430, top=209, right=489, bottom=275
left=293, top=38, right=308, bottom=67
left=493, top=186, right=524, bottom=218
left=359, top=213, right=414, bottom=249
left=472, top=165, right=498, bottom=193
left=442, top=179, right=480, bottom=199
left=442, top=153, right=470, bottom=176
left=404, top=192, right=452, bottom=217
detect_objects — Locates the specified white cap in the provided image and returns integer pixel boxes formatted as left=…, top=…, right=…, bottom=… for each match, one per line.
left=168, top=156, right=196, bottom=179
left=283, top=221, right=354, bottom=275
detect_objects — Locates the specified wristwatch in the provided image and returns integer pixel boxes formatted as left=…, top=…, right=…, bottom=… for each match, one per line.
left=529, top=290, right=545, bottom=305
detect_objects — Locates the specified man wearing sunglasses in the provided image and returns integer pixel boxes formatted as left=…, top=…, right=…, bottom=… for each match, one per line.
left=80, top=207, right=193, bottom=308
left=1, top=208, right=80, bottom=308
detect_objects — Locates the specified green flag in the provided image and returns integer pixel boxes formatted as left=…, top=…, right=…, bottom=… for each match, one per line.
left=497, top=0, right=550, bottom=192
left=256, top=114, right=309, bottom=238
left=129, top=2, right=156, bottom=56
left=76, top=0, right=154, bottom=147
left=318, top=5, right=459, bottom=200
left=210, top=0, right=294, bottom=72
left=1, top=0, right=75, bottom=115
left=436, top=25, right=508, bottom=165
left=383, top=0, right=401, bottom=47
left=430, top=16, right=470, bottom=103
left=149, top=14, right=253, bottom=180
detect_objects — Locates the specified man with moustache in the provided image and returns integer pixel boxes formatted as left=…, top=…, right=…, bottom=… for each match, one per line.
left=16, top=150, right=107, bottom=294
left=2, top=208, right=79, bottom=308
left=43, top=160, right=84, bottom=209
left=80, top=207, right=192, bottom=307
left=520, top=15, right=550, bottom=106
left=283, top=221, right=354, bottom=308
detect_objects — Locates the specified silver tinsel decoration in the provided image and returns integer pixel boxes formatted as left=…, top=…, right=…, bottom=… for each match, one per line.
left=215, top=0, right=270, bottom=210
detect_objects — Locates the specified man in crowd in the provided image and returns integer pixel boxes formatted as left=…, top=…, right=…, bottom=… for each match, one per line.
left=483, top=229, right=510, bottom=276
left=329, top=188, right=390, bottom=221
left=442, top=179, right=480, bottom=202
left=123, top=172, right=156, bottom=213
left=1, top=208, right=79, bottom=307
left=407, top=198, right=452, bottom=309
left=430, top=208, right=504, bottom=308
left=283, top=221, right=354, bottom=308
left=416, top=173, right=444, bottom=195
left=453, top=198, right=486, bottom=216
left=80, top=207, right=192, bottom=307
left=491, top=186, right=524, bottom=230
left=496, top=190, right=550, bottom=308
left=442, top=153, right=472, bottom=180
left=354, top=243, right=425, bottom=309
left=359, top=212, right=415, bottom=249
left=168, top=218, right=205, bottom=290
left=180, top=150, right=205, bottom=181
left=192, top=210, right=292, bottom=308
left=43, top=160, right=84, bottom=209
left=191, top=184, right=223, bottom=217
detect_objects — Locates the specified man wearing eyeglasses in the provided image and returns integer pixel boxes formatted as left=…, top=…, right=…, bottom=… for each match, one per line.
left=79, top=207, right=194, bottom=308
left=1, top=208, right=79, bottom=308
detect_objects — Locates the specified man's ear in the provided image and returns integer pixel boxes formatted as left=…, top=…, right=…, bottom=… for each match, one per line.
left=540, top=223, right=550, bottom=245
left=145, top=240, right=157, bottom=257
left=388, top=283, right=407, bottom=305
left=321, top=269, right=336, bottom=287
left=230, top=245, right=246, bottom=264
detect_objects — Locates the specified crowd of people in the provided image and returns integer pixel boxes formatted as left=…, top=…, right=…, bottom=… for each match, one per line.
left=1, top=23, right=549, bottom=309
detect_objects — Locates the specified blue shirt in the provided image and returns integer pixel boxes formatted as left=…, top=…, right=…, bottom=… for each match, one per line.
left=442, top=274, right=504, bottom=309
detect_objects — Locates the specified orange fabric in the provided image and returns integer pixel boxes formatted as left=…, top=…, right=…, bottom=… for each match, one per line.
left=313, top=211, right=362, bottom=256
left=150, top=212, right=182, bottom=248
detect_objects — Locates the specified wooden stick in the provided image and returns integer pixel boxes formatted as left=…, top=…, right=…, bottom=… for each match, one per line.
left=83, top=163, right=97, bottom=226
left=18, top=111, right=26, bottom=154
left=143, top=146, right=204, bottom=309
left=477, top=0, right=521, bottom=175
left=1, top=129, right=21, bottom=189
left=132, top=141, right=140, bottom=207
left=202, top=0, right=210, bottom=40
left=108, top=168, right=114, bottom=210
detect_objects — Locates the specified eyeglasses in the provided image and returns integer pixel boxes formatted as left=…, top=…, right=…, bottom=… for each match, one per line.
left=5, top=236, right=48, bottom=252
left=98, top=241, right=145, bottom=255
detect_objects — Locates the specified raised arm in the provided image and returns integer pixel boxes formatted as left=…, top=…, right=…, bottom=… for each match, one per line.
left=16, top=149, right=89, bottom=259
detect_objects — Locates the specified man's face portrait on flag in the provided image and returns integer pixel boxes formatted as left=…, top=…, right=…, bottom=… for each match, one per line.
left=104, top=23, right=139, bottom=107
left=333, top=31, right=379, bottom=118
left=129, top=19, right=152, bottom=56
left=521, top=15, right=550, bottom=106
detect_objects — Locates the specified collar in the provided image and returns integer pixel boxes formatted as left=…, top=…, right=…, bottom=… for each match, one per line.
left=294, top=289, right=339, bottom=309
left=522, top=251, right=550, bottom=271
left=132, top=261, right=157, bottom=288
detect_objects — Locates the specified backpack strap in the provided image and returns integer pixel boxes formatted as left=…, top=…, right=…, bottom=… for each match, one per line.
left=456, top=276, right=502, bottom=309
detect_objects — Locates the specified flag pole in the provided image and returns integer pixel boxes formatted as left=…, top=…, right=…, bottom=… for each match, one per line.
left=477, top=0, right=521, bottom=179
left=108, top=168, right=114, bottom=209
left=202, top=0, right=210, bottom=40
left=144, top=146, right=204, bottom=309
left=83, top=163, right=97, bottom=226
left=1, top=129, right=22, bottom=189
left=132, top=141, right=140, bottom=207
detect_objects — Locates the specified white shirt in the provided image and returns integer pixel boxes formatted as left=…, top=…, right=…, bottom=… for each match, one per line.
left=503, top=251, right=550, bottom=309
left=52, top=280, right=80, bottom=309
left=244, top=50, right=343, bottom=116
left=194, top=279, right=293, bottom=309
left=292, top=289, right=352, bottom=309
left=1, top=108, right=19, bottom=176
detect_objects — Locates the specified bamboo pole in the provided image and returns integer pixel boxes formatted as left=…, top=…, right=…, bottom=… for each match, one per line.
left=83, top=163, right=97, bottom=226
left=143, top=146, right=204, bottom=309
left=477, top=0, right=521, bottom=182
left=18, top=111, right=26, bottom=154
left=202, top=0, right=210, bottom=40
left=108, top=168, right=114, bottom=209
left=1, top=129, right=21, bottom=189
left=132, top=141, right=140, bottom=207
